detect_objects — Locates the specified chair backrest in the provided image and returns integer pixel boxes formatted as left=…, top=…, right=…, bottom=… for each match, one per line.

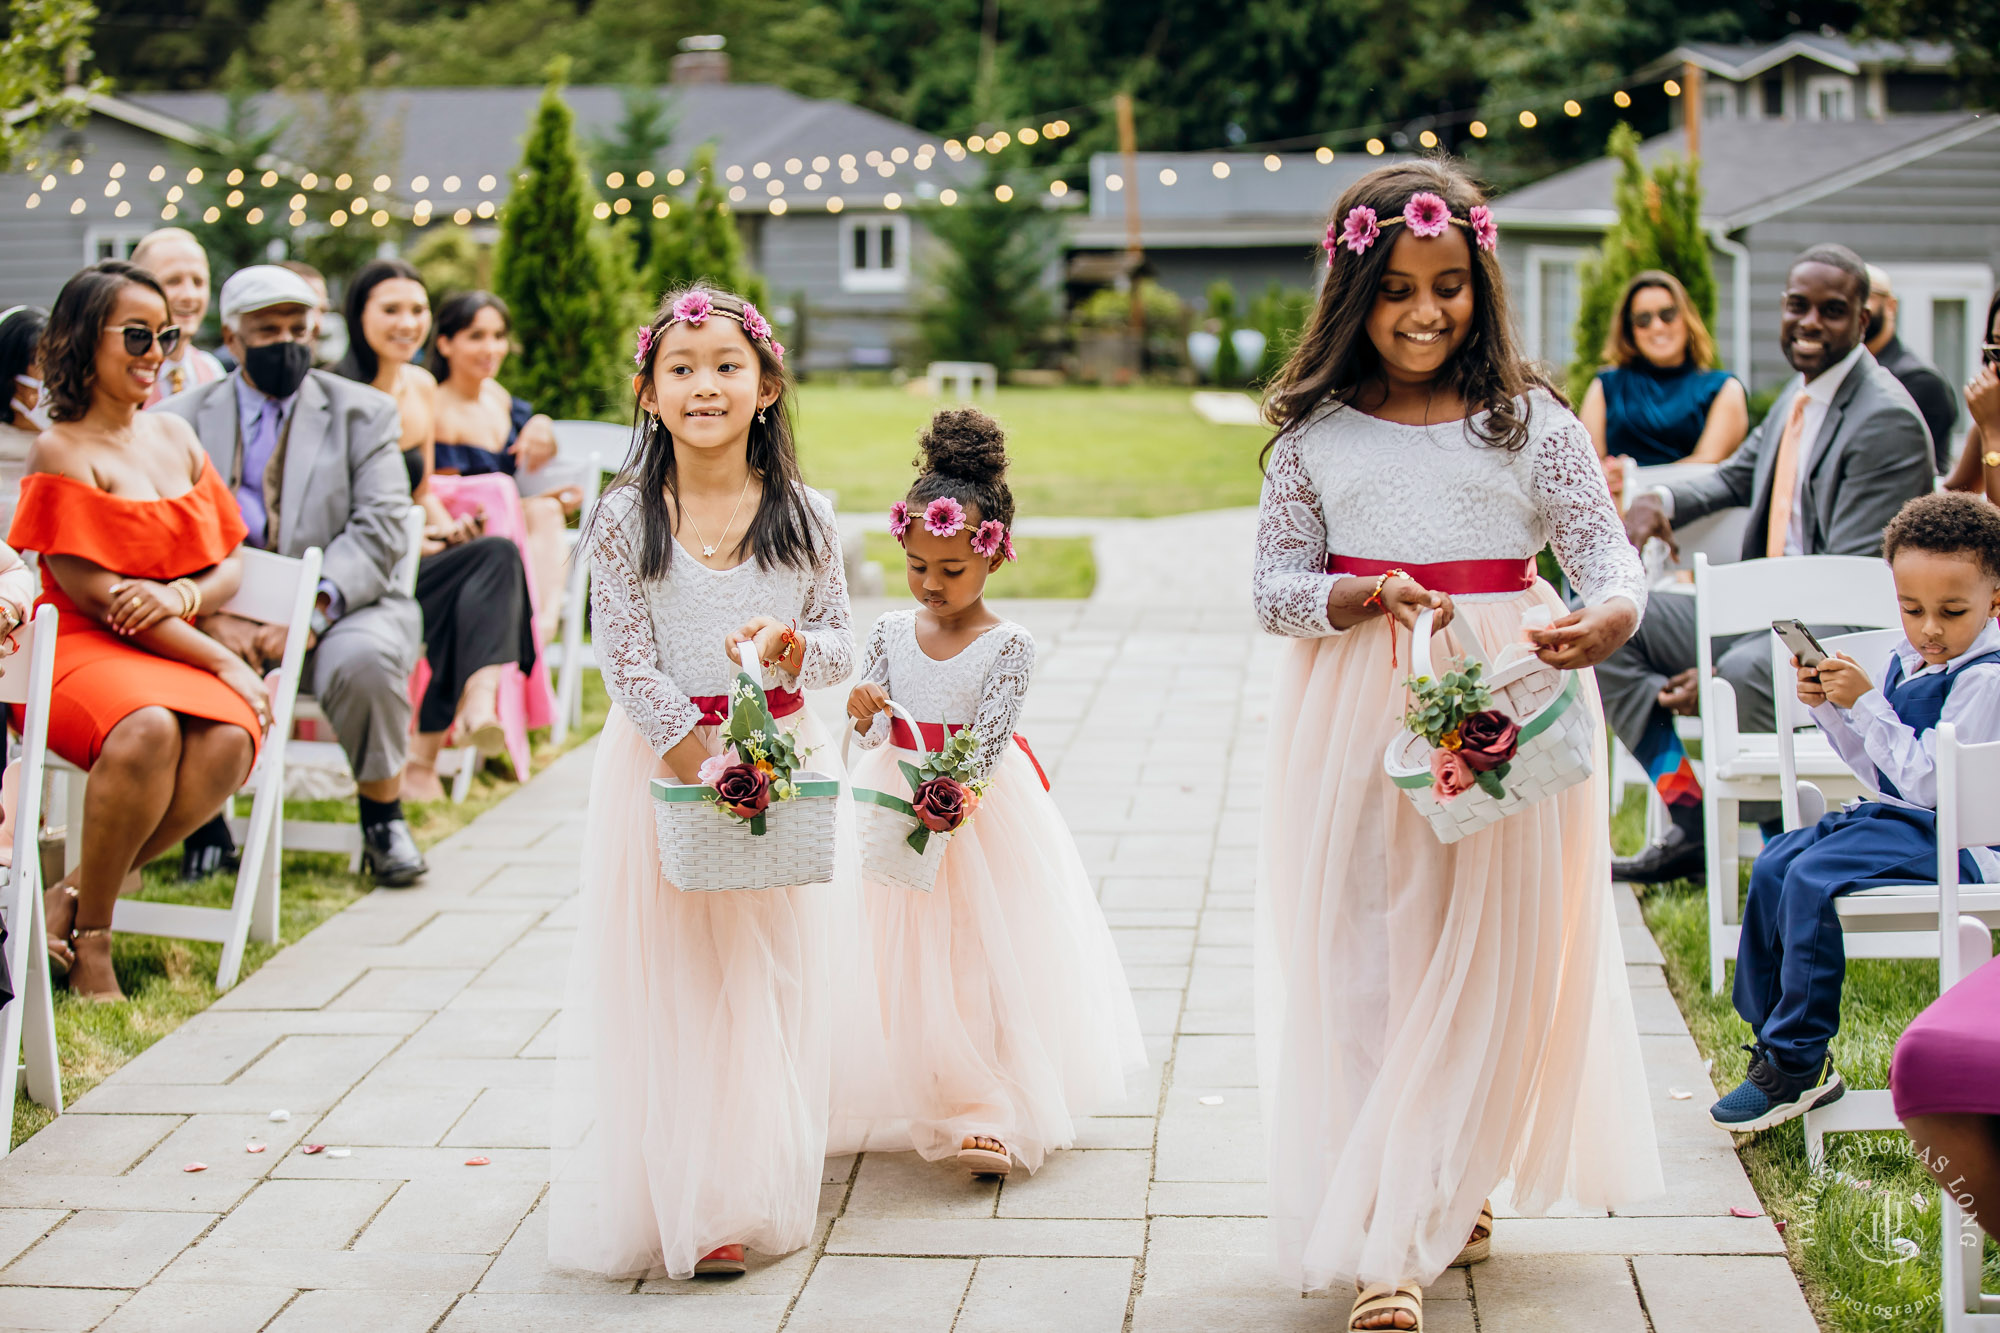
left=1773, top=627, right=1907, bottom=827
left=391, top=504, right=424, bottom=597
left=220, top=546, right=321, bottom=627
left=1937, top=722, right=2000, bottom=983
left=1694, top=552, right=1899, bottom=643
left=550, top=419, right=635, bottom=473
left=0, top=605, right=49, bottom=708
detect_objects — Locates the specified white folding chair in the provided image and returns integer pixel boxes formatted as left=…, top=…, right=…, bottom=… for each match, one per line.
left=1770, top=648, right=2000, bottom=1160
left=0, top=605, right=62, bottom=1152
left=544, top=420, right=634, bottom=745
left=51, top=546, right=322, bottom=991
left=1693, top=552, right=1900, bottom=993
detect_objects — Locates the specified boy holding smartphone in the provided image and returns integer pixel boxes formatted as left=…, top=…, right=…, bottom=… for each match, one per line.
left=1714, top=492, right=2000, bottom=1131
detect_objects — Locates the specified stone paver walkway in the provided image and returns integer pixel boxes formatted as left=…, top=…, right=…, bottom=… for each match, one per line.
left=1, top=509, right=1820, bottom=1331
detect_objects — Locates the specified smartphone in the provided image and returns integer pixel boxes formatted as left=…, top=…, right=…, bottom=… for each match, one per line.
left=1771, top=619, right=1829, bottom=668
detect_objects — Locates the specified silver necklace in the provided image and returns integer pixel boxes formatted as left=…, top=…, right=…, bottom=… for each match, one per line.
left=684, top=471, right=754, bottom=559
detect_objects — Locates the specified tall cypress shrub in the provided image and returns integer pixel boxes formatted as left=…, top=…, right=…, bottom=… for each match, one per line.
left=915, top=161, right=1056, bottom=375
left=1565, top=122, right=1717, bottom=403
left=492, top=66, right=623, bottom=419
left=648, top=143, right=767, bottom=307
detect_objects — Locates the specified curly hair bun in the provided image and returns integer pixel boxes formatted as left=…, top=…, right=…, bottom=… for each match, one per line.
left=916, top=407, right=1009, bottom=485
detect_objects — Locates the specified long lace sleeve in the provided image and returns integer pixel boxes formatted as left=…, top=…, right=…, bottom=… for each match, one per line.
left=1252, top=426, right=1342, bottom=637
left=1529, top=405, right=1649, bottom=617
left=967, top=629, right=1035, bottom=782
left=588, top=494, right=701, bottom=756
left=853, top=615, right=893, bottom=750
left=772, top=489, right=854, bottom=692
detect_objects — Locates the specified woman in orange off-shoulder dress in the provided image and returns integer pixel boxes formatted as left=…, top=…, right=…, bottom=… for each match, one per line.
left=8, top=261, right=272, bottom=1001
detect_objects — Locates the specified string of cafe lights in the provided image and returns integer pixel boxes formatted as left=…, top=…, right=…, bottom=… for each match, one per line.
left=13, top=68, right=1686, bottom=222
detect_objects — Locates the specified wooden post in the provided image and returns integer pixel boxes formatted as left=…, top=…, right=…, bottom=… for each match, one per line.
left=1683, top=60, right=1703, bottom=160
left=1115, top=91, right=1144, bottom=340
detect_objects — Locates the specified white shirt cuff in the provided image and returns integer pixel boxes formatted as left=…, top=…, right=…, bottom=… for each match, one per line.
left=1650, top=485, right=1675, bottom=520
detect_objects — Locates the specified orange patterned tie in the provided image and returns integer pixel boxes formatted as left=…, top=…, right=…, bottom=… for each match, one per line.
left=1764, top=392, right=1812, bottom=559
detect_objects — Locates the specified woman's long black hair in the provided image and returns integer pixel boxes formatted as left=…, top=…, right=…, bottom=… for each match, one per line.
left=333, top=257, right=426, bottom=385
left=594, top=284, right=822, bottom=578
left=0, top=305, right=49, bottom=429
left=1263, top=157, right=1548, bottom=466
left=426, top=290, right=510, bottom=381
left=41, top=260, right=169, bottom=423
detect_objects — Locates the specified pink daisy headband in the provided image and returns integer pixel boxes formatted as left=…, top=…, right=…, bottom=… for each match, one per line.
left=889, top=498, right=1017, bottom=562
left=1325, top=192, right=1498, bottom=259
left=634, top=290, right=786, bottom=367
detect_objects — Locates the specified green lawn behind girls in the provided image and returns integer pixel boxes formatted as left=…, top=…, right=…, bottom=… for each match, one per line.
left=1613, top=789, right=2000, bottom=1332
left=791, top=384, right=1270, bottom=517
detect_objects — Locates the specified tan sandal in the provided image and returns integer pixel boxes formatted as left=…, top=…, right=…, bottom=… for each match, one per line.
left=68, top=926, right=126, bottom=1003
left=1450, top=1198, right=1493, bottom=1267
left=1351, top=1282, right=1422, bottom=1331
left=44, top=883, right=77, bottom=981
left=957, top=1135, right=1010, bottom=1177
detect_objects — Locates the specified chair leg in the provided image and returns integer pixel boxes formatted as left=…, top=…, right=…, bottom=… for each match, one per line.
left=21, top=875, right=62, bottom=1113
left=450, top=749, right=476, bottom=804
left=1705, top=791, right=1727, bottom=994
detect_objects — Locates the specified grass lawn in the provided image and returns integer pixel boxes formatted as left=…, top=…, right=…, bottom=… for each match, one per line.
left=1612, top=789, right=1999, bottom=1332
left=793, top=384, right=1270, bottom=518
left=863, top=532, right=1097, bottom=601
left=10, top=673, right=609, bottom=1149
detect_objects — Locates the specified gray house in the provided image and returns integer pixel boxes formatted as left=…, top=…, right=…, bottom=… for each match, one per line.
left=1643, top=34, right=1960, bottom=127
left=0, top=62, right=989, bottom=370
left=1494, top=112, right=2000, bottom=415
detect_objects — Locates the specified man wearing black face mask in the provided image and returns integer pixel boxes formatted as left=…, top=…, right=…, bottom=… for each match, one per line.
left=154, top=265, right=428, bottom=886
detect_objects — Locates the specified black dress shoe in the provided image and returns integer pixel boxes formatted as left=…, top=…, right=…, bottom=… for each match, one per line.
left=1611, top=824, right=1706, bottom=885
left=361, top=818, right=428, bottom=888
left=181, top=814, right=240, bottom=882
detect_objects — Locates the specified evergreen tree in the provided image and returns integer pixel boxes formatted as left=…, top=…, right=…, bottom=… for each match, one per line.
left=647, top=143, right=767, bottom=307
left=915, top=160, right=1057, bottom=376
left=492, top=65, right=624, bottom=419
left=590, top=57, right=674, bottom=271
left=1565, top=122, right=1717, bottom=403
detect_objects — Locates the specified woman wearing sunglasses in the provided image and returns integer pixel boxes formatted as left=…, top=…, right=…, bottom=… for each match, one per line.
left=1943, top=289, right=2000, bottom=506
left=5, top=260, right=271, bottom=1002
left=1579, top=270, right=1748, bottom=505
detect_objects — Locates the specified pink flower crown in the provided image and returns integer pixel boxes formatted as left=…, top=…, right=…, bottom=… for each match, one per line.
left=634, top=290, right=786, bottom=367
left=1324, top=193, right=1498, bottom=259
left=889, top=498, right=1017, bottom=561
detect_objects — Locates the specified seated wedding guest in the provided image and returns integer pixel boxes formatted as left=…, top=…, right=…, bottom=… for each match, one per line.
left=334, top=259, right=536, bottom=800
left=1865, top=264, right=1958, bottom=471
left=130, top=229, right=226, bottom=404
left=428, top=290, right=581, bottom=643
left=0, top=305, right=49, bottom=525
left=277, top=260, right=344, bottom=368
left=1604, top=245, right=1935, bottom=883
left=8, top=260, right=271, bottom=1000
left=1895, top=953, right=2000, bottom=1244
left=1579, top=270, right=1746, bottom=505
left=154, top=264, right=428, bottom=885
left=1943, top=290, right=2000, bottom=506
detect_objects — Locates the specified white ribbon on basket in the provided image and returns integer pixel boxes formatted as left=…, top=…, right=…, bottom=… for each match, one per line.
left=1409, top=605, right=1558, bottom=681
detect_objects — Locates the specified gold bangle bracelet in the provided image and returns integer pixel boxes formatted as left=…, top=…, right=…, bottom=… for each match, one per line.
left=1984, top=450, right=2000, bottom=469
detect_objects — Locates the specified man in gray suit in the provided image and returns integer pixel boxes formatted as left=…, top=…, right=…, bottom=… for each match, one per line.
left=155, top=266, right=428, bottom=885
left=1602, top=243, right=1935, bottom=883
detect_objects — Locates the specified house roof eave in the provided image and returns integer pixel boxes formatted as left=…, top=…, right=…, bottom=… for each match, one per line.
left=1718, top=112, right=2000, bottom=229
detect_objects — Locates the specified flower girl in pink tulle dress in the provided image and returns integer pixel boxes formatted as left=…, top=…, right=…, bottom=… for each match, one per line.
left=1251, top=160, right=1662, bottom=1331
left=833, top=409, right=1147, bottom=1177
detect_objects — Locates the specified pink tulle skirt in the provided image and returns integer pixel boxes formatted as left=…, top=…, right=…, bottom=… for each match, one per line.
left=548, top=703, right=867, bottom=1278
left=1254, top=585, right=1662, bottom=1292
left=829, top=742, right=1148, bottom=1170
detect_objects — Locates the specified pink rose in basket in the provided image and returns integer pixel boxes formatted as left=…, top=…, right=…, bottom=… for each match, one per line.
left=1430, top=748, right=1476, bottom=803
left=1456, top=709, right=1520, bottom=772
left=697, top=752, right=733, bottom=787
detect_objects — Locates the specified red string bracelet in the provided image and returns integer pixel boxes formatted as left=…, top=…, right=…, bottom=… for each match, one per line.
left=1362, top=569, right=1409, bottom=668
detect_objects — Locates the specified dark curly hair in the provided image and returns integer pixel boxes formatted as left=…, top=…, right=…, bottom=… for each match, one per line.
left=1883, top=492, right=2000, bottom=582
left=41, top=260, right=170, bottom=423
left=906, top=407, right=1015, bottom=532
left=1264, top=158, right=1550, bottom=467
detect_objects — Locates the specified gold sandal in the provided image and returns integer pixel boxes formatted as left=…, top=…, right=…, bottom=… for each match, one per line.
left=1351, top=1282, right=1422, bottom=1331
left=1450, top=1199, right=1493, bottom=1267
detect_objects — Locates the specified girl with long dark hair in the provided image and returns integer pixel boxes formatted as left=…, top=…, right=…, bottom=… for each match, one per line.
left=1251, top=160, right=1661, bottom=1330
left=548, top=284, right=858, bottom=1280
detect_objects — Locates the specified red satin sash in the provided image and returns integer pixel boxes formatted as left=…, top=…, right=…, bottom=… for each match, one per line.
left=1325, top=554, right=1537, bottom=595
left=688, top=688, right=804, bottom=728
left=887, top=717, right=1051, bottom=792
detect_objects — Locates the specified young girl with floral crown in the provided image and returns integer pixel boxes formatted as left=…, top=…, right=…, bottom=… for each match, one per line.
left=548, top=285, right=857, bottom=1280
left=833, top=408, right=1146, bottom=1177
left=1252, top=160, right=1662, bottom=1331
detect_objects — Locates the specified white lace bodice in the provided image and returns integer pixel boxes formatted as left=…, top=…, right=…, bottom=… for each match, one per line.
left=588, top=482, right=854, bottom=756
left=1252, top=390, right=1648, bottom=637
left=853, top=610, right=1035, bottom=781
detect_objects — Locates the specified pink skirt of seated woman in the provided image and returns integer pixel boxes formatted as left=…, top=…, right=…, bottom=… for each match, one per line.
left=417, top=473, right=557, bottom=779
left=1891, top=953, right=2000, bottom=1120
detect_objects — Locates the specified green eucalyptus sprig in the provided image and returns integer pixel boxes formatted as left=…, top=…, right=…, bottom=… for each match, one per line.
left=1404, top=662, right=1493, bottom=750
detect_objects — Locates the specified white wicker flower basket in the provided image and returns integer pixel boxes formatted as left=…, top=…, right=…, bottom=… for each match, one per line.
left=648, top=644, right=840, bottom=891
left=1383, top=608, right=1595, bottom=845
left=849, top=702, right=953, bottom=893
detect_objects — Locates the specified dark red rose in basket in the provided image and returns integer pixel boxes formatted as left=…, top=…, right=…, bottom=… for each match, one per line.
left=910, top=775, right=971, bottom=834
left=1456, top=709, right=1521, bottom=772
left=713, top=762, right=772, bottom=819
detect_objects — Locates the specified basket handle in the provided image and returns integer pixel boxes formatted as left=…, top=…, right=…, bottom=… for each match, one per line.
left=1409, top=607, right=1491, bottom=681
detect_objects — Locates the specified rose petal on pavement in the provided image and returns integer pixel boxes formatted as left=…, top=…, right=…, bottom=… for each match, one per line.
left=464, top=1156, right=491, bottom=1167
left=1198, top=1096, right=1224, bottom=1106
left=245, top=1142, right=266, bottom=1154
left=1729, top=1206, right=1763, bottom=1218
left=301, top=1144, right=325, bottom=1155
left=1669, top=1088, right=1692, bottom=1100
left=1774, top=1220, right=1787, bottom=1233
left=183, top=1162, right=207, bottom=1172
left=269, top=1110, right=291, bottom=1122
left=326, top=1148, right=352, bottom=1158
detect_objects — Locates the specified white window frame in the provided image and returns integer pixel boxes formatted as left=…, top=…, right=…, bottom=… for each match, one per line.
left=839, top=214, right=910, bottom=294
left=83, top=227, right=149, bottom=263
left=1878, top=262, right=1994, bottom=391
left=1703, top=86, right=1732, bottom=123
left=1523, top=245, right=1589, bottom=365
left=1804, top=74, right=1853, bottom=121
